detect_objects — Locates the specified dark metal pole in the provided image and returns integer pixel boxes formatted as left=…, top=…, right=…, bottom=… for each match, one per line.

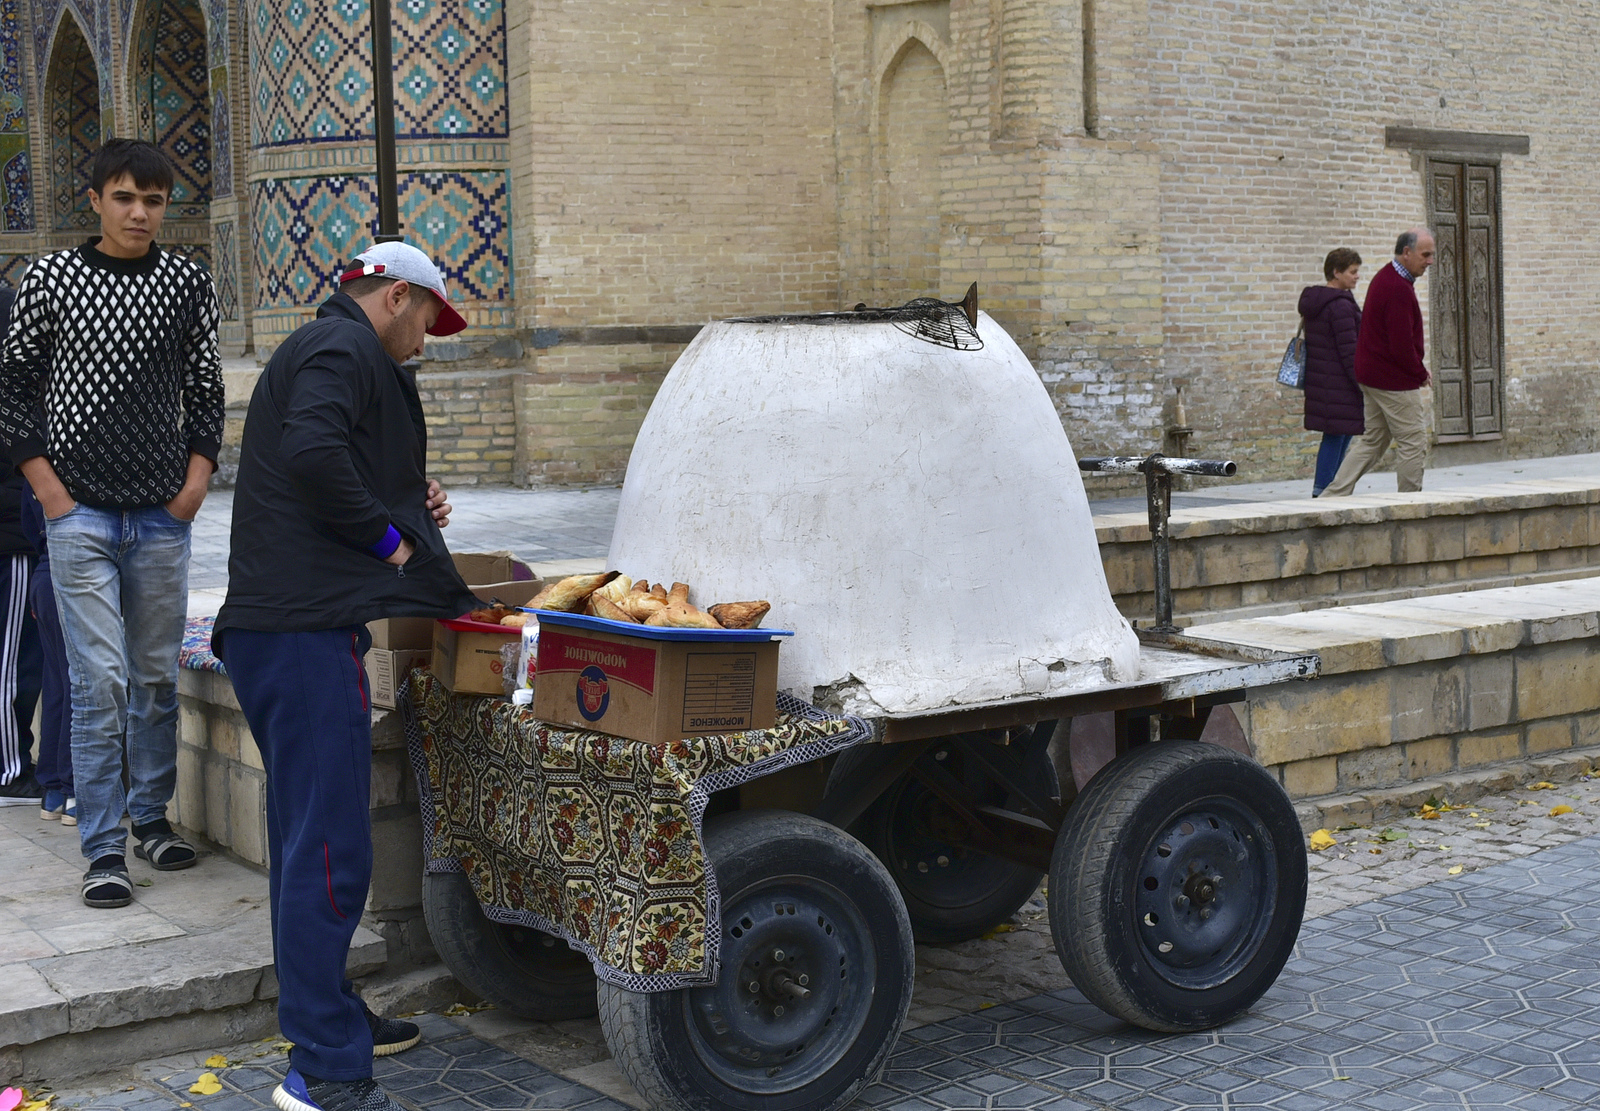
left=370, top=0, right=402, bottom=243
left=1079, top=452, right=1237, bottom=632
left=1144, top=458, right=1175, bottom=632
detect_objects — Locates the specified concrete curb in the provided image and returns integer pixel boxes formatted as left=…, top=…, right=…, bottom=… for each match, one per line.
left=2, top=926, right=386, bottom=1084
left=1293, top=745, right=1600, bottom=832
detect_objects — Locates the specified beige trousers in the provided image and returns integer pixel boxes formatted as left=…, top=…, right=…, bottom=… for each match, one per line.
left=1322, top=385, right=1431, bottom=496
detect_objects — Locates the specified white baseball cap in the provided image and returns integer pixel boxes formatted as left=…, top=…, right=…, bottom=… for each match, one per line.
left=339, top=241, right=468, bottom=336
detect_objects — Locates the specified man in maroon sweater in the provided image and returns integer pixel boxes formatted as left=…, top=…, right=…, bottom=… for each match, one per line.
left=1323, top=228, right=1436, bottom=495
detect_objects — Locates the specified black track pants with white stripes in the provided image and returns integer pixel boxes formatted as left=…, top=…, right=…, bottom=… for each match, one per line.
left=0, top=553, right=42, bottom=787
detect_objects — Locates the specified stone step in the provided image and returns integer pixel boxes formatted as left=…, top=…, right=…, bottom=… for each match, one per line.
left=2, top=912, right=386, bottom=1083
left=1097, top=476, right=1600, bottom=626
left=3, top=902, right=385, bottom=1088
left=0, top=802, right=392, bottom=1085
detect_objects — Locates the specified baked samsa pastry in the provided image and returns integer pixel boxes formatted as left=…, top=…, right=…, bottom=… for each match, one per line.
left=618, top=592, right=668, bottom=621
left=593, top=575, right=634, bottom=605
left=645, top=602, right=722, bottom=630
left=589, top=595, right=639, bottom=623
left=528, top=571, right=619, bottom=612
left=708, top=601, right=770, bottom=629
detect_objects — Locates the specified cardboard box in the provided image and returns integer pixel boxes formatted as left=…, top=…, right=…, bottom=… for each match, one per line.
left=533, top=613, right=785, bottom=744
left=368, top=550, right=537, bottom=649
left=366, top=648, right=431, bottom=709
left=430, top=579, right=544, bottom=695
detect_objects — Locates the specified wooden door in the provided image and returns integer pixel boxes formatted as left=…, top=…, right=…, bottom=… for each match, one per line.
left=1426, top=159, right=1502, bottom=438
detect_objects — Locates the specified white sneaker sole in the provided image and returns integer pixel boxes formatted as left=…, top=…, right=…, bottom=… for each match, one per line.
left=272, top=1083, right=318, bottom=1111
left=373, top=1031, right=421, bottom=1056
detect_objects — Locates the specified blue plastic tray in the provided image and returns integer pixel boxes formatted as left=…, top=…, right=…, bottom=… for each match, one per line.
left=529, top=609, right=793, bottom=642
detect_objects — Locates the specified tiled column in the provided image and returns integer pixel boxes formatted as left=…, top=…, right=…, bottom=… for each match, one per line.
left=247, top=0, right=514, bottom=355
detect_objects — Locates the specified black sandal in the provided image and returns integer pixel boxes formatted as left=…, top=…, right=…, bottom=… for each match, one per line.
left=82, top=862, right=134, bottom=908
left=133, top=827, right=198, bottom=871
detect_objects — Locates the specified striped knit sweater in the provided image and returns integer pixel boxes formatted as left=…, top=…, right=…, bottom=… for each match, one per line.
left=0, top=240, right=226, bottom=507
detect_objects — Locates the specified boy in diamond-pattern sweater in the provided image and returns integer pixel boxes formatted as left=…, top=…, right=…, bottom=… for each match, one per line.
left=0, top=138, right=225, bottom=908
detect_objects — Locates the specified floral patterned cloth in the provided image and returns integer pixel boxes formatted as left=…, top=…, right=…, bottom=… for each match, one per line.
left=181, top=615, right=227, bottom=674
left=403, top=669, right=873, bottom=991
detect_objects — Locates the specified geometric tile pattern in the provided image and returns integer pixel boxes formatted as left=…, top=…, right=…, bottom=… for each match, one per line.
left=251, top=0, right=506, bottom=146
left=212, top=216, right=238, bottom=317
left=51, top=1014, right=631, bottom=1111
left=210, top=81, right=231, bottom=196
left=390, top=0, right=506, bottom=138
left=28, top=0, right=101, bottom=106
left=399, top=169, right=509, bottom=300
left=141, top=0, right=212, bottom=214
left=0, top=136, right=32, bottom=231
left=1, top=0, right=27, bottom=133
left=0, top=254, right=29, bottom=288
left=0, top=0, right=30, bottom=231
left=47, top=14, right=99, bottom=231
left=252, top=170, right=510, bottom=308
left=40, top=836, right=1600, bottom=1111
left=853, top=835, right=1600, bottom=1111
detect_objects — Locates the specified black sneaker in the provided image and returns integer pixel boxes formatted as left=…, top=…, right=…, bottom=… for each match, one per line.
left=0, top=769, right=43, bottom=800
left=272, top=1070, right=404, bottom=1111
left=364, top=1003, right=421, bottom=1056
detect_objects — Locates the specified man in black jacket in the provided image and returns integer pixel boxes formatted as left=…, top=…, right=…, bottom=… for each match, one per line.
left=213, top=242, right=478, bottom=1111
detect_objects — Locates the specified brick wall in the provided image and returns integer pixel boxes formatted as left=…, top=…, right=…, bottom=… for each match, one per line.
left=510, top=0, right=1600, bottom=483
left=1144, top=0, right=1600, bottom=477
left=516, top=0, right=843, bottom=484
left=416, top=368, right=520, bottom=483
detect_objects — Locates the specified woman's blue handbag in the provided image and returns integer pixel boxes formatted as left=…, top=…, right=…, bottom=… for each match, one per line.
left=1276, top=319, right=1306, bottom=389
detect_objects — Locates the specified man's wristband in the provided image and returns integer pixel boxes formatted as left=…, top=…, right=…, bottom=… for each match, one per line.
left=369, top=524, right=403, bottom=559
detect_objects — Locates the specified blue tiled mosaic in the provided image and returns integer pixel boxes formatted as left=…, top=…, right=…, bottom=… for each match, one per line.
left=251, top=170, right=510, bottom=309
left=143, top=0, right=213, bottom=213
left=47, top=13, right=99, bottom=232
left=250, top=0, right=507, bottom=146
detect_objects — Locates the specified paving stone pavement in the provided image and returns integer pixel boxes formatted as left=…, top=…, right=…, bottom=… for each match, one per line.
left=32, top=774, right=1600, bottom=1111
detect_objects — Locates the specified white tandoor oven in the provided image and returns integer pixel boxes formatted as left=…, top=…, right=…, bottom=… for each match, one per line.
left=608, top=303, right=1138, bottom=717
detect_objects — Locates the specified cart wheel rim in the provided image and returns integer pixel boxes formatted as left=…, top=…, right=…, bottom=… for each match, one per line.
left=886, top=779, right=1011, bottom=906
left=682, top=878, right=875, bottom=1094
left=491, top=921, right=595, bottom=985
left=1132, top=800, right=1278, bottom=990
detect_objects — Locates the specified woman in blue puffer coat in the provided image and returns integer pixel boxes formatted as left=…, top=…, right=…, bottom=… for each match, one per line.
left=1298, top=247, right=1364, bottom=496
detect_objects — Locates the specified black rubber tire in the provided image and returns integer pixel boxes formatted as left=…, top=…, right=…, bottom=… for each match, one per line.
left=597, top=809, right=914, bottom=1111
left=825, top=745, right=1043, bottom=943
left=422, top=870, right=598, bottom=1020
left=1049, top=741, right=1307, bottom=1033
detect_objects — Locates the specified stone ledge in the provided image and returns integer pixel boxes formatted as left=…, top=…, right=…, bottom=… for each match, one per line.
left=1093, top=478, right=1600, bottom=544
left=1185, top=578, right=1600, bottom=677
left=4, top=923, right=385, bottom=1052
left=1293, top=746, right=1600, bottom=832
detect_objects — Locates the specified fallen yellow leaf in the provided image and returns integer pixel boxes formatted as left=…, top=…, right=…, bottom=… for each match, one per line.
left=1448, top=865, right=1463, bottom=875
left=1550, top=804, right=1575, bottom=816
left=977, top=1002, right=996, bottom=1010
left=188, top=1074, right=222, bottom=1096
left=1529, top=781, right=1557, bottom=791
left=1474, top=820, right=1491, bottom=828
left=1309, top=829, right=1337, bottom=851
left=981, top=923, right=1016, bottom=940
left=20, top=1099, right=51, bottom=1111
left=1369, top=848, right=1383, bottom=855
left=203, top=1056, right=229, bottom=1069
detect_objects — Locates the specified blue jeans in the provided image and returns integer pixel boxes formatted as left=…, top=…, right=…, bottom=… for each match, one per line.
left=1312, top=433, right=1354, bottom=497
left=45, top=505, right=191, bottom=862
